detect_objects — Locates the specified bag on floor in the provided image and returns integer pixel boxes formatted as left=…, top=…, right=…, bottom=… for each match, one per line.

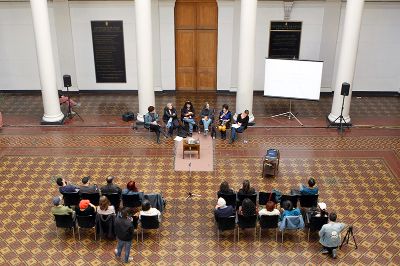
left=122, top=112, right=135, bottom=122
left=178, top=126, right=188, bottom=138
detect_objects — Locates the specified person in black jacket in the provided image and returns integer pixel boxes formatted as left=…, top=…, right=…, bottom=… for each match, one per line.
left=114, top=207, right=135, bottom=263
left=162, top=103, right=179, bottom=137
left=229, top=110, right=250, bottom=144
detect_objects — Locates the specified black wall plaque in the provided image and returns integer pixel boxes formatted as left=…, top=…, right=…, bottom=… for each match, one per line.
left=268, top=21, right=302, bottom=59
left=91, top=21, right=126, bottom=83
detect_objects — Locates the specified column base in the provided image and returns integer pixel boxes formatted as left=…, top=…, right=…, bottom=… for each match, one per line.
left=326, top=115, right=352, bottom=127
left=41, top=114, right=66, bottom=125
left=327, top=113, right=351, bottom=124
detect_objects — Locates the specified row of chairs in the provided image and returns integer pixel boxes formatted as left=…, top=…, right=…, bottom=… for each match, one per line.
left=218, top=192, right=319, bottom=209
left=217, top=213, right=328, bottom=243
left=54, top=213, right=160, bottom=243
left=62, top=192, right=143, bottom=209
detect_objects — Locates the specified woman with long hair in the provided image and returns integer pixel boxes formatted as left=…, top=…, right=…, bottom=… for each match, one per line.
left=181, top=101, right=197, bottom=137
left=217, top=104, right=232, bottom=139
left=97, top=196, right=116, bottom=215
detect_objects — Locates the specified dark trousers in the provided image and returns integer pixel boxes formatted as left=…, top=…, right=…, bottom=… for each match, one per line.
left=149, top=124, right=162, bottom=139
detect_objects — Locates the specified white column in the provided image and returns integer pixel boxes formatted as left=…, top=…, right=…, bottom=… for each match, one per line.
left=135, top=0, right=155, bottom=121
left=328, top=0, right=365, bottom=123
left=235, top=0, right=257, bottom=119
left=31, top=0, right=64, bottom=123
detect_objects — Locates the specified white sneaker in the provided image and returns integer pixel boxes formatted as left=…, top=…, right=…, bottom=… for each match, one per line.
left=114, top=249, right=119, bottom=258
left=332, top=249, right=337, bottom=259
left=125, top=257, right=133, bottom=263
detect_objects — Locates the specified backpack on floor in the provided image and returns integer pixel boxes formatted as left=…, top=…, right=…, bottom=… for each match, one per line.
left=178, top=126, right=188, bottom=138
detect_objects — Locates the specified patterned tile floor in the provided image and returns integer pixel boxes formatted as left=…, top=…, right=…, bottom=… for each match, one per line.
left=0, top=92, right=399, bottom=265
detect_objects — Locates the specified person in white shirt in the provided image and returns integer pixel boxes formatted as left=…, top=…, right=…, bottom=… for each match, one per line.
left=97, top=196, right=115, bottom=215
left=139, top=199, right=161, bottom=222
left=259, top=201, right=280, bottom=216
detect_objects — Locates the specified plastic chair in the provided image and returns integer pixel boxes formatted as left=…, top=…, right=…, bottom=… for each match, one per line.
left=80, top=193, right=100, bottom=206
left=102, top=193, right=121, bottom=212
left=122, top=193, right=143, bottom=208
left=299, top=194, right=319, bottom=208
left=280, top=195, right=298, bottom=208
left=279, top=215, right=305, bottom=243
left=138, top=215, right=160, bottom=243
left=61, top=192, right=80, bottom=207
left=259, top=192, right=277, bottom=205
left=259, top=215, right=279, bottom=241
left=237, top=193, right=257, bottom=209
left=307, top=214, right=328, bottom=241
left=54, top=214, right=76, bottom=240
left=237, top=214, right=257, bottom=241
left=217, top=192, right=237, bottom=208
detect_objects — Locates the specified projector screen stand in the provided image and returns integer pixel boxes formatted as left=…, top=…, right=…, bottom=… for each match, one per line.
left=269, top=100, right=303, bottom=126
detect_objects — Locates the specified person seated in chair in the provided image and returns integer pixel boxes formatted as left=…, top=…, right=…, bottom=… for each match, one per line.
left=51, top=195, right=75, bottom=218
left=181, top=101, right=197, bottom=137
left=237, top=180, right=256, bottom=197
left=259, top=200, right=280, bottom=217
left=162, top=103, right=179, bottom=137
left=79, top=176, right=99, bottom=195
left=217, top=104, right=232, bottom=140
left=145, top=105, right=168, bottom=144
left=100, top=176, right=122, bottom=195
left=214, top=197, right=235, bottom=222
left=122, top=180, right=144, bottom=200
left=319, top=212, right=346, bottom=259
left=76, top=199, right=96, bottom=216
left=280, top=200, right=301, bottom=221
left=218, top=181, right=235, bottom=195
left=139, top=199, right=161, bottom=222
left=300, top=177, right=319, bottom=195
left=229, top=110, right=249, bottom=144
left=238, top=198, right=257, bottom=217
left=97, top=196, right=116, bottom=215
left=200, top=102, right=214, bottom=136
left=56, top=177, right=79, bottom=193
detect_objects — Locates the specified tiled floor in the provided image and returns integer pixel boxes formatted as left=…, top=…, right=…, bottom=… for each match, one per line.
left=0, top=92, right=399, bottom=265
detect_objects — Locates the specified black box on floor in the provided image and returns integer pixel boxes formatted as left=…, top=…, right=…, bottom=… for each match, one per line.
left=122, top=112, right=135, bottom=122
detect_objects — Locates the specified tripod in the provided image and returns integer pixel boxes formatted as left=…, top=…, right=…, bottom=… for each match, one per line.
left=328, top=95, right=349, bottom=135
left=340, top=226, right=358, bottom=249
left=186, top=138, right=201, bottom=200
left=269, top=99, right=303, bottom=126
left=64, top=85, right=83, bottom=121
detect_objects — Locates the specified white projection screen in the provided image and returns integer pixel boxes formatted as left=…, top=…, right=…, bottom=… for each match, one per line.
left=264, top=58, right=323, bottom=101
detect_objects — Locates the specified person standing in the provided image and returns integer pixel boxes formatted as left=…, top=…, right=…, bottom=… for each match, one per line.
left=114, top=207, right=135, bottom=263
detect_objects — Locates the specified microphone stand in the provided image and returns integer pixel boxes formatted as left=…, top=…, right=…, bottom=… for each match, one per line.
left=186, top=135, right=201, bottom=200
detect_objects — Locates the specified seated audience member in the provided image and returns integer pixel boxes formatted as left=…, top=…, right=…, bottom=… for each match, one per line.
left=280, top=200, right=301, bottom=221
left=145, top=105, right=168, bottom=144
left=237, top=180, right=256, bottom=196
left=56, top=177, right=79, bottom=193
left=79, top=176, right=99, bottom=195
left=100, top=176, right=122, bottom=195
left=200, top=102, right=214, bottom=136
left=76, top=199, right=96, bottom=216
left=122, top=181, right=141, bottom=196
left=319, top=212, right=346, bottom=259
left=181, top=101, right=197, bottom=137
left=218, top=181, right=235, bottom=195
left=238, top=198, right=257, bottom=217
left=259, top=200, right=280, bottom=216
left=217, top=104, right=232, bottom=140
left=51, top=196, right=75, bottom=218
left=162, top=103, right=179, bottom=137
left=114, top=207, right=135, bottom=263
left=139, top=199, right=161, bottom=222
left=214, top=197, right=235, bottom=222
left=300, top=177, right=319, bottom=195
left=229, top=110, right=249, bottom=144
left=97, top=196, right=116, bottom=215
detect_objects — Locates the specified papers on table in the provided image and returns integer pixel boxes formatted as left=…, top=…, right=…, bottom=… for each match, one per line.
left=231, top=124, right=240, bottom=128
left=174, top=136, right=183, bottom=141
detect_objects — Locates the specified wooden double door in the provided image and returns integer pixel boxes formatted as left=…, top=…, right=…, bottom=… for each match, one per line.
left=175, top=0, right=217, bottom=91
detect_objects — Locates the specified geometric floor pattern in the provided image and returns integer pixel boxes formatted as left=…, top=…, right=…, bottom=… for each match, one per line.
left=0, top=92, right=399, bottom=265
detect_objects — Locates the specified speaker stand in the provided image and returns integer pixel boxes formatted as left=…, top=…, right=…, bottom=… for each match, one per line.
left=327, top=95, right=350, bottom=135
left=64, top=86, right=84, bottom=122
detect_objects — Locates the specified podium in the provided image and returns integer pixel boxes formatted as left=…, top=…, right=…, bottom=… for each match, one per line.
left=262, top=149, right=280, bottom=177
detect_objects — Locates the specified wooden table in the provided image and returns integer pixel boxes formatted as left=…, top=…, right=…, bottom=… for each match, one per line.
left=183, top=140, right=200, bottom=159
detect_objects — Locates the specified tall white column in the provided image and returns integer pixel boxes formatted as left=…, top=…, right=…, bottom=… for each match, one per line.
left=30, top=0, right=64, bottom=123
left=135, top=0, right=155, bottom=121
left=328, top=0, right=365, bottom=123
left=235, top=0, right=257, bottom=117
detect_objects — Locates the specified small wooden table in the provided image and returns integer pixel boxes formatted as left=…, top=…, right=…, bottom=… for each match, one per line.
left=183, top=140, right=200, bottom=159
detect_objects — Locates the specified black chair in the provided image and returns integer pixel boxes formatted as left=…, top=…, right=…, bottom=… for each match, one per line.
left=237, top=214, right=257, bottom=241
left=217, top=192, right=237, bottom=208
left=307, top=214, right=328, bottom=241
left=138, top=215, right=160, bottom=243
left=80, top=193, right=100, bottom=206
left=216, top=216, right=236, bottom=242
left=76, top=215, right=96, bottom=240
left=259, top=192, right=277, bottom=206
left=280, top=215, right=305, bottom=243
left=96, top=213, right=116, bottom=240
left=237, top=193, right=257, bottom=209
left=280, top=195, right=298, bottom=208
left=61, top=192, right=80, bottom=207
left=259, top=215, right=279, bottom=242
left=122, top=193, right=142, bottom=208
left=299, top=194, right=319, bottom=208
left=103, top=193, right=121, bottom=212
left=54, top=214, right=76, bottom=240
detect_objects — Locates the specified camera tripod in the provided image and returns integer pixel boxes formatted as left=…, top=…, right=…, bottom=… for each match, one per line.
left=328, top=95, right=349, bottom=135
left=340, top=226, right=357, bottom=249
